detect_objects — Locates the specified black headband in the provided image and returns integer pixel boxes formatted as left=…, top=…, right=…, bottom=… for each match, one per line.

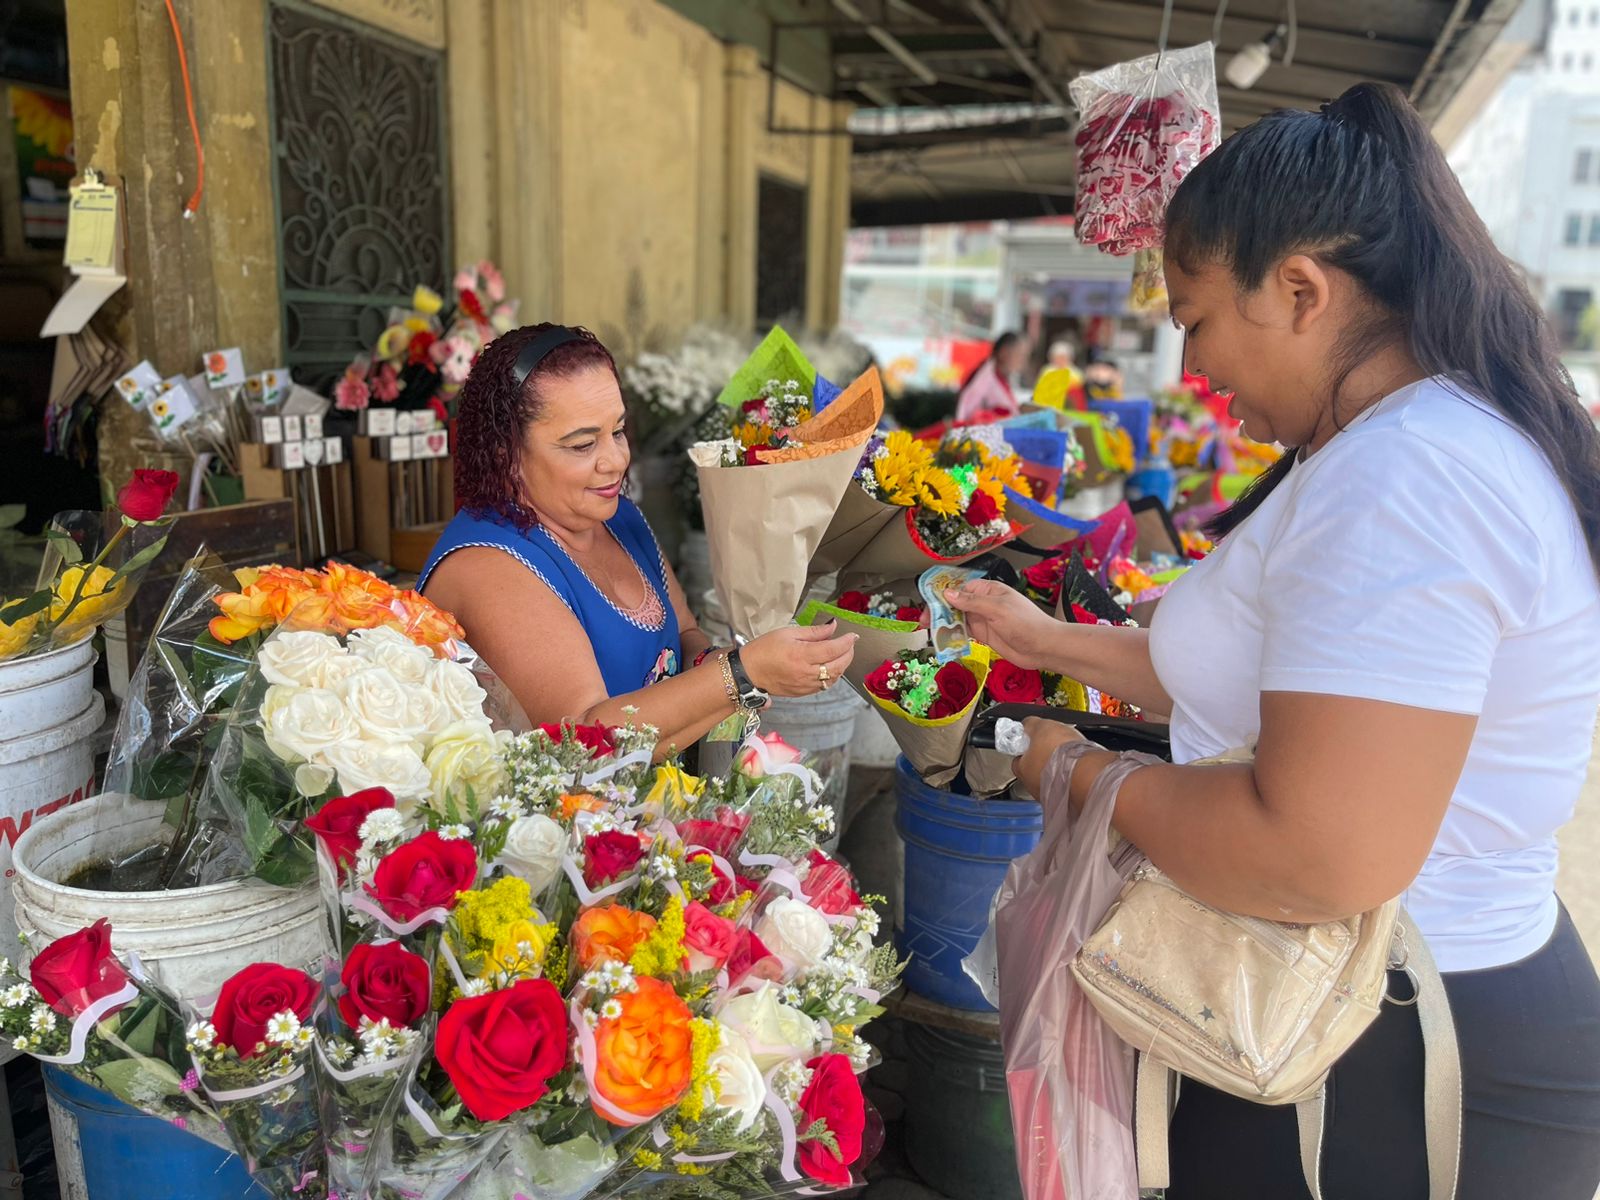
left=511, top=326, right=583, bottom=388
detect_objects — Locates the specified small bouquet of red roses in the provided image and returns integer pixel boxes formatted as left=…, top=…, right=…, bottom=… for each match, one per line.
left=862, top=646, right=993, bottom=785
left=3, top=922, right=235, bottom=1150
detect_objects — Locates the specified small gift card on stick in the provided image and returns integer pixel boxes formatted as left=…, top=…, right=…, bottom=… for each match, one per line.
left=244, top=367, right=291, bottom=406
left=114, top=361, right=162, bottom=410
left=202, top=347, right=246, bottom=389
left=150, top=376, right=200, bottom=435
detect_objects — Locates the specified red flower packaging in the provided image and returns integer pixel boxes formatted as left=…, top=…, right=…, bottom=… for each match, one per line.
left=1070, top=43, right=1220, bottom=258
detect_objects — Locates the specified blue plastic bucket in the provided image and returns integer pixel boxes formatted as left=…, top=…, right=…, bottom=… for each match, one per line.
left=894, top=756, right=1041, bottom=1009
left=43, top=1066, right=267, bottom=1198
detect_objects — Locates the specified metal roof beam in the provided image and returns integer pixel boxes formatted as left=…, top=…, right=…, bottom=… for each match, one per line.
left=966, top=0, right=1071, bottom=107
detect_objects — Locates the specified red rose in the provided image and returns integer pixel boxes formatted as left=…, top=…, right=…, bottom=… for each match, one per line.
left=727, top=928, right=783, bottom=987
left=365, top=831, right=478, bottom=923
left=1069, top=604, right=1102, bottom=626
left=677, top=809, right=751, bottom=858
left=459, top=288, right=486, bottom=322
left=29, top=919, right=132, bottom=1019
left=583, top=830, right=645, bottom=888
left=744, top=445, right=775, bottom=465
left=932, top=662, right=978, bottom=714
left=797, top=1054, right=868, bottom=1186
left=435, top=978, right=568, bottom=1121
left=681, top=901, right=738, bottom=973
left=894, top=606, right=924, bottom=624
left=802, top=850, right=862, bottom=917
left=115, top=469, right=180, bottom=523
left=407, top=329, right=437, bottom=366
left=539, top=722, right=616, bottom=758
left=985, top=659, right=1045, bottom=705
left=1022, top=556, right=1066, bottom=598
left=339, top=941, right=431, bottom=1031
left=863, top=659, right=898, bottom=702
left=305, top=788, right=395, bottom=878
left=211, top=962, right=319, bottom=1058
left=963, top=489, right=1000, bottom=528
left=836, top=591, right=871, bottom=614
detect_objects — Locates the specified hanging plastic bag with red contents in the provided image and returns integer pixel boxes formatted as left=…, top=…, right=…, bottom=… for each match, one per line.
left=1070, top=43, right=1221, bottom=257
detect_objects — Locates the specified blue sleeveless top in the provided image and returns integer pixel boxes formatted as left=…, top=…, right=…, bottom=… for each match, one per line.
left=418, top=497, right=680, bottom=696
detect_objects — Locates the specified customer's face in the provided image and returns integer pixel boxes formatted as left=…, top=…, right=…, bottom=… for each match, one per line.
left=519, top=367, right=630, bottom=529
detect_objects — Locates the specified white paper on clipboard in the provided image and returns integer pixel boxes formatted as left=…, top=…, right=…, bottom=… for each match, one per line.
left=41, top=173, right=127, bottom=337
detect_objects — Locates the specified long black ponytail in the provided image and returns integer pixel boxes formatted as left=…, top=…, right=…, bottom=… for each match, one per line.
left=1166, top=82, right=1600, bottom=573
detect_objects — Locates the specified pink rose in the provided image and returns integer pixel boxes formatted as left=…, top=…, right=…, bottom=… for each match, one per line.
left=681, top=902, right=738, bottom=974
left=736, top=732, right=804, bottom=779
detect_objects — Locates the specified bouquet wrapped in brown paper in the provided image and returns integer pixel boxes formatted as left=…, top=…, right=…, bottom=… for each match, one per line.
left=689, top=354, right=884, bottom=638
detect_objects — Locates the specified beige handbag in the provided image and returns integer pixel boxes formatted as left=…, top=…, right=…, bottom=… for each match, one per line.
left=1064, top=748, right=1463, bottom=1199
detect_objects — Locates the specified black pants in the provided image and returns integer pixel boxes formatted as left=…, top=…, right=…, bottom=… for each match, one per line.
left=1166, top=905, right=1600, bottom=1199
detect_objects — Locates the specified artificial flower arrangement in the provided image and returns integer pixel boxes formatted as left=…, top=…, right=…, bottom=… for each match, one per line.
left=0, top=469, right=178, bottom=662
left=13, top=720, right=904, bottom=1200
left=101, top=555, right=469, bottom=891
left=334, top=260, right=518, bottom=418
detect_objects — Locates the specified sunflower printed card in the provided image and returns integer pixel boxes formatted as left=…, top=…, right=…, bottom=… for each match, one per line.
left=149, top=376, right=200, bottom=435
left=113, top=360, right=161, bottom=410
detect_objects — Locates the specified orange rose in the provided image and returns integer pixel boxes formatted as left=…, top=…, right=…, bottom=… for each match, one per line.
left=208, top=565, right=320, bottom=643
left=390, top=588, right=464, bottom=650
left=592, top=976, right=693, bottom=1124
left=560, top=793, right=607, bottom=821
left=571, top=904, right=657, bottom=972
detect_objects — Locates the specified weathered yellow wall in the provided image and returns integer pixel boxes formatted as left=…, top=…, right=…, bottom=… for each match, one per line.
left=63, top=0, right=850, bottom=370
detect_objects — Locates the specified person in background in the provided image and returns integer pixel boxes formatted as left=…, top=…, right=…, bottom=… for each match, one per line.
left=1034, top=339, right=1087, bottom=411
left=955, top=331, right=1026, bottom=421
left=1083, top=348, right=1124, bottom=399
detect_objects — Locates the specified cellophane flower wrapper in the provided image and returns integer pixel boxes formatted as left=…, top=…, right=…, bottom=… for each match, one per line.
left=1069, top=42, right=1220, bottom=256
left=172, top=587, right=507, bottom=889
left=0, top=508, right=172, bottom=663
left=1, top=938, right=234, bottom=1153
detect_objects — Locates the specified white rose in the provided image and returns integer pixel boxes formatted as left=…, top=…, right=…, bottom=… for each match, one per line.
left=261, top=684, right=360, bottom=764
left=349, top=625, right=435, bottom=686
left=706, top=1026, right=767, bottom=1132
left=424, top=720, right=510, bottom=813
left=427, top=658, right=489, bottom=726
left=338, top=666, right=443, bottom=747
left=499, top=813, right=566, bottom=895
left=719, top=983, right=820, bottom=1072
left=293, top=762, right=335, bottom=797
left=755, top=897, right=834, bottom=973
left=323, top=739, right=432, bottom=805
left=257, top=631, right=349, bottom=688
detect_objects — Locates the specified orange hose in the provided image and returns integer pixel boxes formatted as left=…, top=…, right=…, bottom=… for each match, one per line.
left=163, top=0, right=204, bottom=218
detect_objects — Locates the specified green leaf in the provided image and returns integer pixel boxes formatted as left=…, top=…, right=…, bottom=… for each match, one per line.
left=43, top=528, right=82, bottom=565
left=0, top=590, right=51, bottom=625
left=0, top=505, right=25, bottom=530
left=133, top=751, right=199, bottom=802
left=107, top=534, right=170, bottom=584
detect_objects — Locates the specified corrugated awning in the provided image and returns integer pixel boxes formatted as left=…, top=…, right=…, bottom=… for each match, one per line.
left=809, top=0, right=1524, bottom=226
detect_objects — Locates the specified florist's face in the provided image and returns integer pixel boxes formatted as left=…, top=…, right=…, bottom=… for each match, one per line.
left=996, top=340, right=1027, bottom=376
left=520, top=367, right=630, bottom=530
left=1165, top=256, right=1338, bottom=449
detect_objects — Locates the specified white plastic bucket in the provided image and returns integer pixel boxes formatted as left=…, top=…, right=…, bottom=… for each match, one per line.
left=760, top=687, right=865, bottom=852
left=13, top=795, right=327, bottom=1002
left=0, top=639, right=96, bottom=743
left=849, top=704, right=902, bottom=769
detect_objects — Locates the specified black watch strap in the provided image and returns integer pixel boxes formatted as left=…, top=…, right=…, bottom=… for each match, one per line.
left=726, top=648, right=769, bottom=711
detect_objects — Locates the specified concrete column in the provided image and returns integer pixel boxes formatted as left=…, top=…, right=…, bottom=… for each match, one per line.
left=722, top=43, right=760, bottom=329
left=491, top=0, right=563, bottom=321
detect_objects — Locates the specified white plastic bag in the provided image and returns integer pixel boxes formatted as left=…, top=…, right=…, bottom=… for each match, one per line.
left=980, top=750, right=1145, bottom=1199
left=1070, top=43, right=1221, bottom=256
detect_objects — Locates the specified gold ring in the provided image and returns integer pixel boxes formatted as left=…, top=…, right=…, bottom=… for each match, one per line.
left=818, top=665, right=831, bottom=685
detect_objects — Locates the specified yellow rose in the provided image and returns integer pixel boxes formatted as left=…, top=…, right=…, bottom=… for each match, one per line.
left=0, top=608, right=40, bottom=660
left=411, top=285, right=443, bottom=316
left=490, top=918, right=556, bottom=977
left=643, top=763, right=702, bottom=817
left=50, top=565, right=126, bottom=644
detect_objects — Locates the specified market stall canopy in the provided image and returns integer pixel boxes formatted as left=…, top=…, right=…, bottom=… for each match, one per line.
left=792, top=0, right=1527, bottom=226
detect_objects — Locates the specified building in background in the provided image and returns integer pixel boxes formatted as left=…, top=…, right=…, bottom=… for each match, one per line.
left=1450, top=0, right=1600, bottom=407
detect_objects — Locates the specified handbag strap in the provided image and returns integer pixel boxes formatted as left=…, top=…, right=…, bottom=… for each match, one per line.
left=1134, top=910, right=1462, bottom=1200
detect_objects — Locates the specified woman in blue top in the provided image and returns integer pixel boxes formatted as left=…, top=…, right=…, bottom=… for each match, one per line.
left=420, top=324, right=856, bottom=754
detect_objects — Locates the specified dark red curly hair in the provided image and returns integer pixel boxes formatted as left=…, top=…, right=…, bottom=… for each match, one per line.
left=454, top=323, right=620, bottom=529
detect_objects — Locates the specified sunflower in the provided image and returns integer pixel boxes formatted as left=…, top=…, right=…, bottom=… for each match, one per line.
left=976, top=445, right=1027, bottom=498
left=919, top=469, right=965, bottom=518
left=10, top=87, right=72, bottom=158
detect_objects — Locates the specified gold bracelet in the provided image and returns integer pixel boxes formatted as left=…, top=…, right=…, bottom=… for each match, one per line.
left=716, top=651, right=740, bottom=706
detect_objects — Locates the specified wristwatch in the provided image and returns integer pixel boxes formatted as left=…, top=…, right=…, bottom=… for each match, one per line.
left=726, top=648, right=771, bottom=712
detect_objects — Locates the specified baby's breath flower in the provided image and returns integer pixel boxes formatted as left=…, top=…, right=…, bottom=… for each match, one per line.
left=359, top=809, right=406, bottom=845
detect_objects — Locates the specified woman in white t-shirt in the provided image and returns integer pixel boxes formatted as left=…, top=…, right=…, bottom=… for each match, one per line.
left=951, top=82, right=1600, bottom=1198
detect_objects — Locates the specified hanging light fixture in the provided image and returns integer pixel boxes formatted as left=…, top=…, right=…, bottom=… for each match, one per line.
left=1224, top=22, right=1287, bottom=89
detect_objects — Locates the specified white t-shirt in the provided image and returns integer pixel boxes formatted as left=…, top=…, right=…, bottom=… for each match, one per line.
left=1148, top=378, right=1600, bottom=972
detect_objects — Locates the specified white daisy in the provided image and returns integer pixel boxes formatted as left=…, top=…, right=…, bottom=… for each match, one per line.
left=1, top=984, right=34, bottom=1008
left=29, top=1006, right=56, bottom=1034
left=264, top=1011, right=302, bottom=1045
left=601, top=998, right=623, bottom=1021
left=438, top=824, right=471, bottom=841
left=186, top=1021, right=217, bottom=1051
